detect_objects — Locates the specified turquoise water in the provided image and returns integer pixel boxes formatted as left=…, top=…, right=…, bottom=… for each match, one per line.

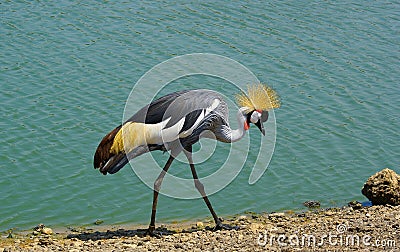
left=1, top=1, right=399, bottom=231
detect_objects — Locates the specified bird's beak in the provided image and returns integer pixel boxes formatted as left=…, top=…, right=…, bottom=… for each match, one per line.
left=255, top=121, right=265, bottom=136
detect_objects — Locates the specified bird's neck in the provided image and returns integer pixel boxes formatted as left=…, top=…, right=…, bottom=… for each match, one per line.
left=228, top=108, right=248, bottom=142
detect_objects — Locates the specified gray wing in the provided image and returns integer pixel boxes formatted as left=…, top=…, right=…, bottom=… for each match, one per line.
left=161, top=89, right=229, bottom=133
left=127, top=89, right=228, bottom=129
left=129, top=89, right=229, bottom=151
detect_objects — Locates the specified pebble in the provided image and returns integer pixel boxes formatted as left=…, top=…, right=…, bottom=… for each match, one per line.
left=303, top=200, right=321, bottom=208
left=249, top=223, right=264, bottom=233
left=196, top=222, right=204, bottom=229
left=325, top=211, right=335, bottom=216
left=269, top=212, right=285, bottom=217
left=180, top=236, right=190, bottom=242
left=42, top=227, right=53, bottom=235
left=122, top=244, right=137, bottom=249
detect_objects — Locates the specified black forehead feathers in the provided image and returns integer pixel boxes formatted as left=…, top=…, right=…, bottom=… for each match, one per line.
left=246, top=110, right=255, bottom=124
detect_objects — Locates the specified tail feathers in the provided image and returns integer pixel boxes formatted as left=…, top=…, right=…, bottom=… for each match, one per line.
left=98, top=144, right=165, bottom=175
left=94, top=123, right=168, bottom=175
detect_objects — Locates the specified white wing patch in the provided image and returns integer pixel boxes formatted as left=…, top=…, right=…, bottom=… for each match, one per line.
left=151, top=98, right=221, bottom=143
left=207, top=98, right=220, bottom=113
left=160, top=116, right=186, bottom=142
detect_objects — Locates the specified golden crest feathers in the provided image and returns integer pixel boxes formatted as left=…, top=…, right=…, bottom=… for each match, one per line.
left=235, top=83, right=280, bottom=113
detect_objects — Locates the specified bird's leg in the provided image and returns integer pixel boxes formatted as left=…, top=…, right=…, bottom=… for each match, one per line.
left=147, top=155, right=175, bottom=237
left=184, top=146, right=239, bottom=231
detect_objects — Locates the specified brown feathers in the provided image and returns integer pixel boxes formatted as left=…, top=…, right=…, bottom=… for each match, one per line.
left=93, top=122, right=150, bottom=174
left=93, top=125, right=122, bottom=169
left=235, top=83, right=280, bottom=113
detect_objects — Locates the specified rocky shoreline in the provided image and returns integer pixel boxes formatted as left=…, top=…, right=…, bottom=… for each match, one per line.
left=1, top=204, right=398, bottom=251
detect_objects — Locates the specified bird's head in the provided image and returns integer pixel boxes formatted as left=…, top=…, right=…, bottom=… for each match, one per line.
left=245, top=109, right=268, bottom=135
left=236, top=83, right=280, bottom=136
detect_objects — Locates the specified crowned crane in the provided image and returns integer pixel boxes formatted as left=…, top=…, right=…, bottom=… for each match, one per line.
left=94, top=83, right=280, bottom=235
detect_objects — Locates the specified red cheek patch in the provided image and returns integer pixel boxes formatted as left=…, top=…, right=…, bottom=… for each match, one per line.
left=244, top=121, right=250, bottom=130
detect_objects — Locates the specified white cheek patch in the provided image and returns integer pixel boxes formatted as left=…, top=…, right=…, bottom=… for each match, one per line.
left=250, top=111, right=261, bottom=123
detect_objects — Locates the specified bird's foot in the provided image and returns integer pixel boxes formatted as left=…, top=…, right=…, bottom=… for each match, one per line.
left=145, top=226, right=162, bottom=238
left=213, top=219, right=240, bottom=231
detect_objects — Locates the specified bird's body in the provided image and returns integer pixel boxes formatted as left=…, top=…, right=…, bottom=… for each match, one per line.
left=94, top=84, right=280, bottom=235
left=94, top=89, right=244, bottom=175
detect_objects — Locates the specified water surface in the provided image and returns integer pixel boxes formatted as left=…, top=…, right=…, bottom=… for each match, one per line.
left=1, top=1, right=399, bottom=231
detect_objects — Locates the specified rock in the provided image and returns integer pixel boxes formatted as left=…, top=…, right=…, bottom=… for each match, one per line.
left=269, top=212, right=285, bottom=217
left=33, top=223, right=53, bottom=235
left=348, top=200, right=363, bottom=209
left=249, top=223, right=264, bottom=233
left=325, top=211, right=335, bottom=216
left=42, top=227, right=53, bottom=235
left=38, top=237, right=53, bottom=246
left=180, top=236, right=190, bottom=242
left=362, top=168, right=400, bottom=206
left=122, top=244, right=137, bottom=249
left=303, top=200, right=321, bottom=208
left=34, top=223, right=45, bottom=232
left=196, top=222, right=204, bottom=229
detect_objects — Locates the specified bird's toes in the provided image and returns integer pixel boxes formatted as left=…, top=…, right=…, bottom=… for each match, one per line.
left=145, top=227, right=163, bottom=238
left=145, top=230, right=162, bottom=238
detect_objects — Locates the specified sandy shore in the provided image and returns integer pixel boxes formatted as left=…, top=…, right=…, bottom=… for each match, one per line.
left=1, top=205, right=399, bottom=251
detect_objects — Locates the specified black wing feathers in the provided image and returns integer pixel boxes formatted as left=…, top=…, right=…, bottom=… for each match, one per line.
left=179, top=109, right=203, bottom=134
left=128, top=90, right=190, bottom=124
